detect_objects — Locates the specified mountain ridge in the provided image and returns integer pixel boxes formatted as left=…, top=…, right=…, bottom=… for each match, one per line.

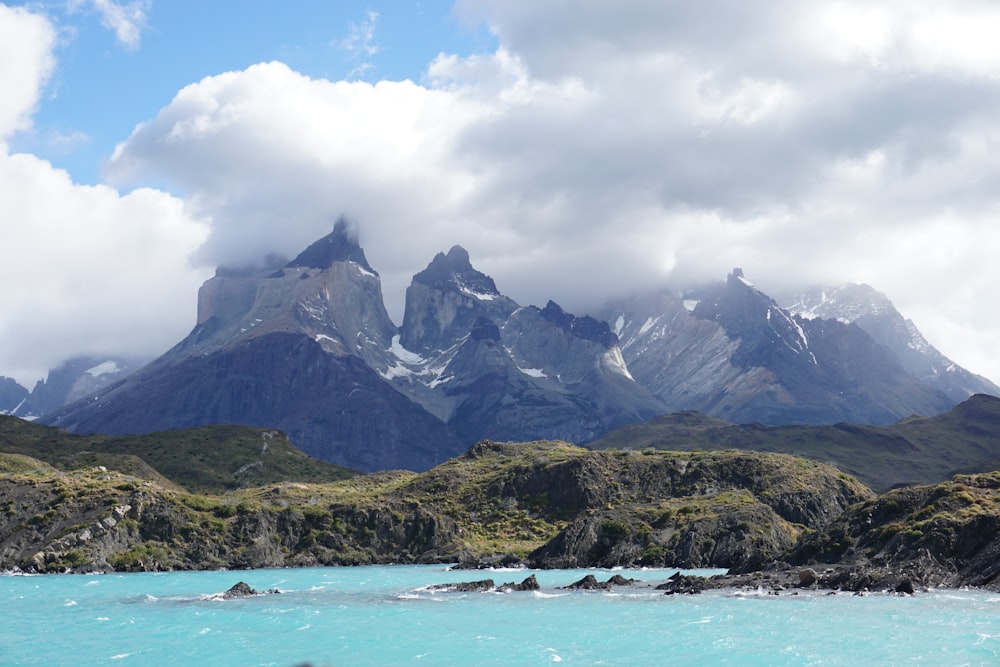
left=31, top=222, right=1000, bottom=473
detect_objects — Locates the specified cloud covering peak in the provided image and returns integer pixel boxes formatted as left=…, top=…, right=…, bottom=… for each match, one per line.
left=3, top=0, right=1000, bottom=388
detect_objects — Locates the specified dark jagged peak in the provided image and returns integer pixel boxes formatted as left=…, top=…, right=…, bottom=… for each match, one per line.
left=287, top=217, right=375, bottom=273
left=469, top=316, right=501, bottom=343
left=541, top=301, right=617, bottom=348
left=727, top=267, right=756, bottom=291
left=412, top=245, right=501, bottom=299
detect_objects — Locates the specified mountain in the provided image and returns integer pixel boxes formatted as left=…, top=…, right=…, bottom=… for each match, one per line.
left=781, top=283, right=1000, bottom=402
left=384, top=248, right=667, bottom=445
left=602, top=269, right=956, bottom=425
left=0, top=377, right=28, bottom=415
left=6, top=356, right=146, bottom=420
left=35, top=223, right=996, bottom=474
left=44, top=219, right=465, bottom=473
left=588, top=393, right=1000, bottom=491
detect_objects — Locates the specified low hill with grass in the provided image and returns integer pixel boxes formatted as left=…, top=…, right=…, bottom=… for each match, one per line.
left=788, top=471, right=1000, bottom=590
left=0, top=440, right=871, bottom=574
left=587, top=394, right=1000, bottom=491
left=0, top=416, right=356, bottom=494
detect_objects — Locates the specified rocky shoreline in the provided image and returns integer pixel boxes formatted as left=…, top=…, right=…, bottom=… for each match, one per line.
left=3, top=441, right=1000, bottom=591
left=438, top=563, right=936, bottom=596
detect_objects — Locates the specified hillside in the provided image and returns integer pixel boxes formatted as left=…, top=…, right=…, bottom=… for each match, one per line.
left=588, top=394, right=1000, bottom=491
left=789, top=471, right=1000, bottom=590
left=0, top=440, right=871, bottom=574
left=0, top=416, right=355, bottom=494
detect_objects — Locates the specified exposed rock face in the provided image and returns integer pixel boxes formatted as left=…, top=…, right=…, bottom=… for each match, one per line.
left=42, top=221, right=465, bottom=473
left=400, top=245, right=518, bottom=354
left=8, top=439, right=1000, bottom=589
left=0, top=377, right=28, bottom=415
left=9, top=357, right=144, bottom=420
left=603, top=269, right=956, bottom=425
left=34, top=223, right=995, bottom=475
left=786, top=471, right=1000, bottom=589
left=389, top=252, right=667, bottom=446
left=43, top=333, right=460, bottom=473
left=783, top=283, right=1000, bottom=403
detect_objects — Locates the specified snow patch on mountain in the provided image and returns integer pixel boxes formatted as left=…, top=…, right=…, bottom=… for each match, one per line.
left=85, top=361, right=122, bottom=377
left=638, top=317, right=658, bottom=336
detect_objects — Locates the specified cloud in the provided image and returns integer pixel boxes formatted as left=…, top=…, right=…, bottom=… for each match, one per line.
left=0, top=6, right=209, bottom=386
left=3, top=0, right=1000, bottom=389
left=0, top=4, right=56, bottom=139
left=337, top=9, right=379, bottom=78
left=70, top=0, right=150, bottom=49
left=102, top=1, right=1000, bottom=386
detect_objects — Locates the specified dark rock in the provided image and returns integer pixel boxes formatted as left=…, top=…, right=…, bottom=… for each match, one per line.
left=430, top=579, right=496, bottom=593
left=798, top=568, right=818, bottom=586
left=562, top=574, right=611, bottom=591
left=606, top=574, right=637, bottom=586
left=222, top=582, right=257, bottom=599
left=287, top=217, right=374, bottom=272
left=499, top=575, right=540, bottom=592
left=656, top=572, right=709, bottom=595
left=895, top=579, right=915, bottom=595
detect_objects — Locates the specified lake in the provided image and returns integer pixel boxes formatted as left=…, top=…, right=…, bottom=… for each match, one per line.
left=3, top=565, right=999, bottom=665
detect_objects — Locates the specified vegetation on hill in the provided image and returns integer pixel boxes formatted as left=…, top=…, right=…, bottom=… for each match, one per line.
left=0, top=416, right=356, bottom=494
left=5, top=400, right=1000, bottom=590
left=0, top=438, right=871, bottom=574
left=587, top=394, right=1000, bottom=491
left=788, top=471, right=1000, bottom=589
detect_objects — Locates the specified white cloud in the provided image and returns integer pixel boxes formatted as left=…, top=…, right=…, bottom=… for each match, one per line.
left=6, top=0, right=1000, bottom=389
left=0, top=4, right=55, bottom=139
left=105, top=1, right=1000, bottom=385
left=88, top=0, right=149, bottom=49
left=337, top=9, right=379, bottom=78
left=0, top=6, right=209, bottom=386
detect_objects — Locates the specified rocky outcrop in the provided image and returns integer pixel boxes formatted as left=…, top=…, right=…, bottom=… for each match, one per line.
left=431, top=575, right=540, bottom=593
left=221, top=581, right=280, bottom=599
left=786, top=471, right=1000, bottom=589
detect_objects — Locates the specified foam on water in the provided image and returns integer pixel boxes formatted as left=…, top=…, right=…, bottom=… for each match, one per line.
left=2, top=565, right=999, bottom=665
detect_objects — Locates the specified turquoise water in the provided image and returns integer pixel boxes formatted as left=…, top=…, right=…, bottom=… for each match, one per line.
left=3, top=565, right=1000, bottom=666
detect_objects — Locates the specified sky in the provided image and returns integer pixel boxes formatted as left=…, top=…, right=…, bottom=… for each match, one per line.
left=2, top=0, right=1000, bottom=389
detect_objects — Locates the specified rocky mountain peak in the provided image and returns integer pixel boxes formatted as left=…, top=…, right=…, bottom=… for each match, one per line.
left=400, top=246, right=516, bottom=353
left=286, top=217, right=374, bottom=273
left=540, top=301, right=617, bottom=348
left=412, top=245, right=500, bottom=298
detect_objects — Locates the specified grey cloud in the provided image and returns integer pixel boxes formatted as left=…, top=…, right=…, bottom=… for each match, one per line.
left=101, top=1, right=1000, bottom=383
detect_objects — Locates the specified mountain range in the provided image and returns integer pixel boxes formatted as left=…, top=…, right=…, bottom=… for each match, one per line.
left=9, top=218, right=997, bottom=472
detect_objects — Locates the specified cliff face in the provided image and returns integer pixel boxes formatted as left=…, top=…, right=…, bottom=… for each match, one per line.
left=604, top=271, right=955, bottom=425
left=7, top=440, right=1000, bottom=589
left=788, top=471, right=1000, bottom=589
left=0, top=443, right=872, bottom=575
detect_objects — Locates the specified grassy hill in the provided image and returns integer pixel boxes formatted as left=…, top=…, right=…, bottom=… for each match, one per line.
left=587, top=394, right=1000, bottom=491
left=0, top=439, right=872, bottom=574
left=0, top=416, right=356, bottom=494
